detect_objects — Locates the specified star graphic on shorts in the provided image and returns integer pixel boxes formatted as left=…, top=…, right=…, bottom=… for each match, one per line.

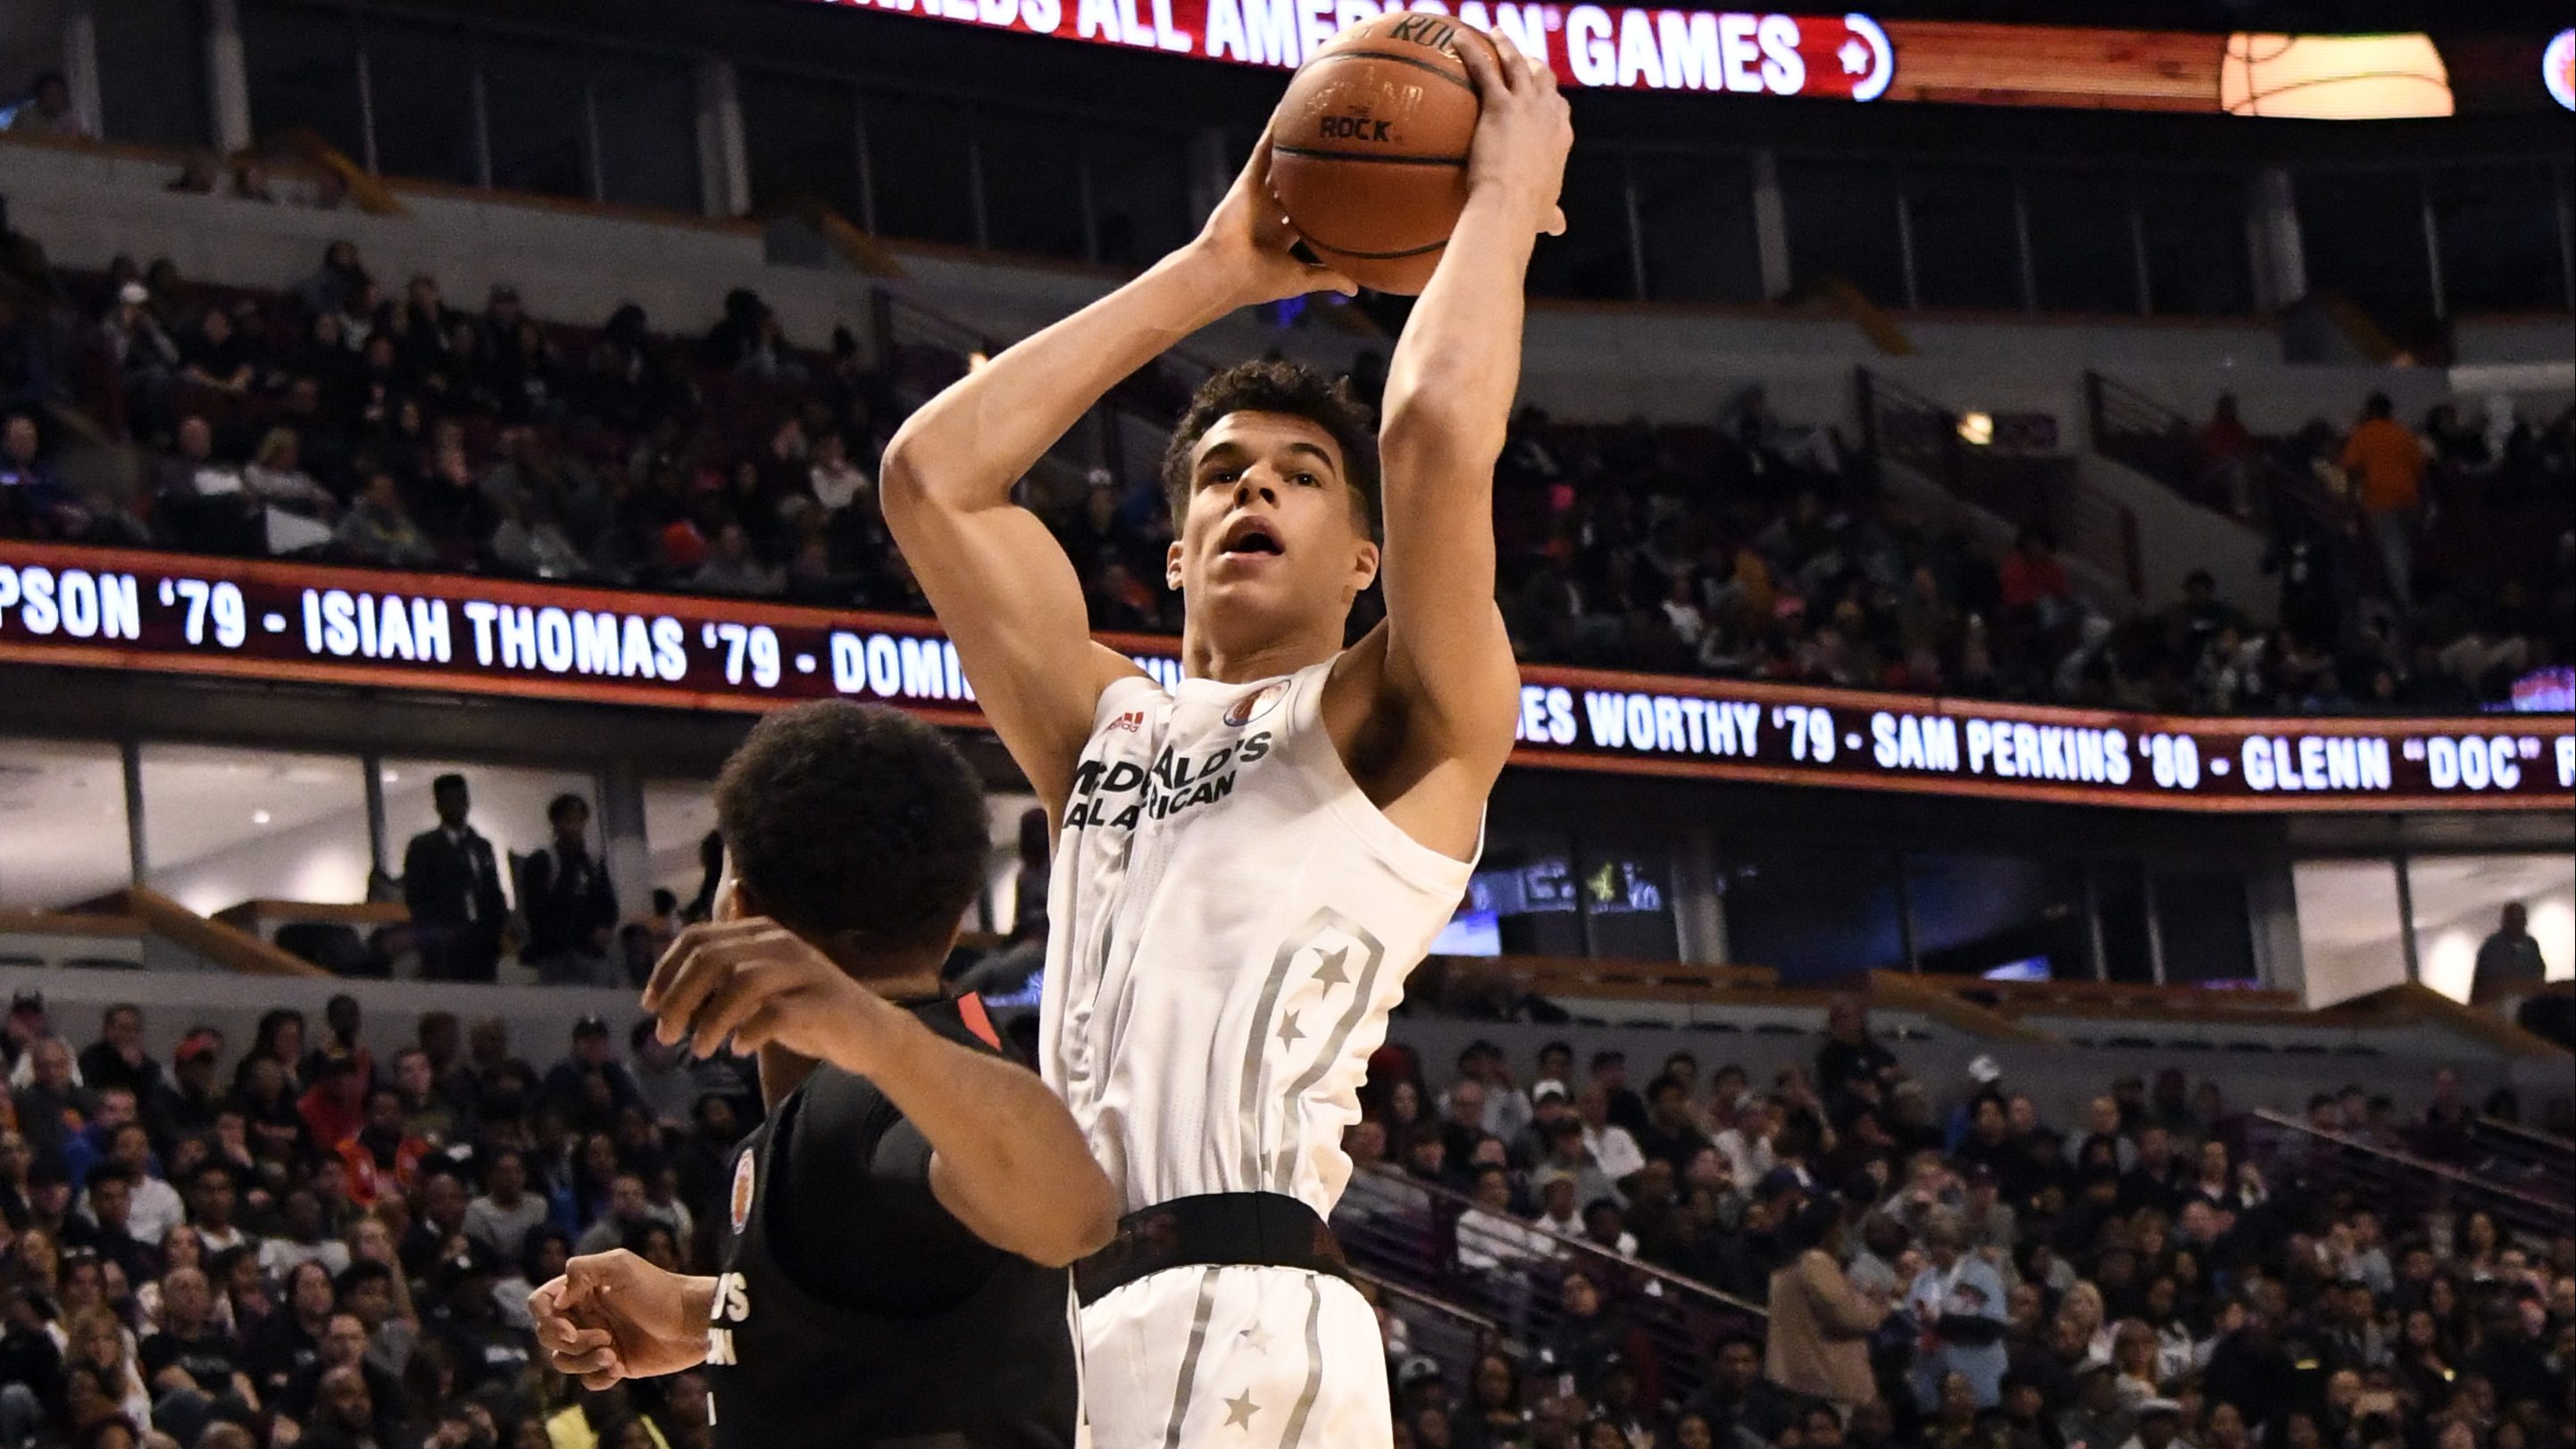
left=1238, top=1322, right=1272, bottom=1353
left=1222, top=1391, right=1260, bottom=1430
left=1277, top=1011, right=1305, bottom=1045
left=1310, top=947, right=1352, bottom=990
left=1839, top=38, right=1869, bottom=74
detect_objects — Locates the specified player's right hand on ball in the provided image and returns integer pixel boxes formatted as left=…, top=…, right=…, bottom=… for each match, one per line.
left=1192, top=131, right=1359, bottom=306
left=1456, top=29, right=1573, bottom=237
left=533, top=1250, right=711, bottom=1389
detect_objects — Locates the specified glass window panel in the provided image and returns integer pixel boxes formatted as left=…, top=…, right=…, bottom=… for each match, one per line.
left=2154, top=870, right=2259, bottom=987
left=2405, top=854, right=2576, bottom=1004
left=1630, top=152, right=1763, bottom=305
left=1457, top=827, right=1585, bottom=958
left=481, top=38, right=591, bottom=199
left=380, top=760, right=604, bottom=907
left=2137, top=171, right=2253, bottom=316
left=1905, top=163, right=2021, bottom=311
left=2096, top=859, right=2153, bottom=985
left=96, top=0, right=211, bottom=149
left=240, top=0, right=363, bottom=162
left=1084, top=122, right=1194, bottom=270
left=863, top=89, right=975, bottom=246
left=2024, top=169, right=2138, bottom=314
left=140, top=745, right=369, bottom=916
left=1529, top=145, right=1637, bottom=302
left=2291, top=859, right=2406, bottom=1007
left=1904, top=854, right=2089, bottom=981
left=0, top=739, right=130, bottom=910
left=738, top=69, right=862, bottom=221
left=1780, top=157, right=1905, bottom=307
left=591, top=50, right=701, bottom=212
left=1715, top=845, right=1903, bottom=987
left=361, top=14, right=479, bottom=185
left=2430, top=165, right=2568, bottom=314
left=642, top=777, right=721, bottom=912
left=1575, top=837, right=1678, bottom=962
left=972, top=108, right=1087, bottom=261
left=2297, top=169, right=2434, bottom=330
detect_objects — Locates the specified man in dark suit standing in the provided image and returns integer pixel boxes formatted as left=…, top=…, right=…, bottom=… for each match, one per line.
left=404, top=774, right=508, bottom=982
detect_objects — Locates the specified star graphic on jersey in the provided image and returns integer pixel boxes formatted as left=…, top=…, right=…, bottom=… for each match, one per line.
left=1310, top=946, right=1352, bottom=990
left=1238, top=1322, right=1273, bottom=1353
left=1838, top=38, right=1869, bottom=74
left=1222, top=1391, right=1260, bottom=1430
left=1276, top=1011, right=1305, bottom=1046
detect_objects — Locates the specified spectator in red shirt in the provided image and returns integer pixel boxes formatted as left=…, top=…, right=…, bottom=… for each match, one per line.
left=333, top=1086, right=429, bottom=1208
left=1998, top=529, right=2072, bottom=629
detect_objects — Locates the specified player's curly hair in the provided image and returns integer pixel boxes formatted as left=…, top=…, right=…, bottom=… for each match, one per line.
left=713, top=701, right=986, bottom=963
left=1160, top=360, right=1380, bottom=540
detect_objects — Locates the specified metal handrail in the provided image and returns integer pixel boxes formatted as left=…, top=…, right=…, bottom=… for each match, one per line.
left=2246, top=1109, right=2575, bottom=1235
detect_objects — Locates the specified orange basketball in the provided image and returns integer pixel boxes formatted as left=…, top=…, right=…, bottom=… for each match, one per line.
left=1268, top=13, right=1494, bottom=295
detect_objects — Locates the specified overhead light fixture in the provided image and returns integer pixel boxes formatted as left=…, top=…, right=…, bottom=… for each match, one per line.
left=381, top=770, right=401, bottom=783
left=252, top=810, right=272, bottom=825
left=1957, top=412, right=1996, bottom=446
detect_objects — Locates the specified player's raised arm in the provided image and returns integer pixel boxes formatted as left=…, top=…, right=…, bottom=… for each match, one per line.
left=882, top=140, right=1354, bottom=815
left=1369, top=32, right=1571, bottom=777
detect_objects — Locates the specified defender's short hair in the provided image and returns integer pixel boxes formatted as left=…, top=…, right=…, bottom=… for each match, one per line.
left=1160, top=360, right=1380, bottom=539
left=713, top=701, right=986, bottom=956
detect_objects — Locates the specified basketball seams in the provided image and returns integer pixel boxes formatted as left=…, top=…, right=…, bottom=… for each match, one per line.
left=1272, top=144, right=1468, bottom=167
left=1305, top=237, right=1448, bottom=262
left=1305, top=46, right=1478, bottom=95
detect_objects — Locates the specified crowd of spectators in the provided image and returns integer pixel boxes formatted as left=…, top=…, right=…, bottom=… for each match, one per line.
left=1, top=988, right=745, bottom=1449
left=0, top=224, right=2568, bottom=714
left=1335, top=1004, right=2576, bottom=1449
left=0, top=953, right=2570, bottom=1449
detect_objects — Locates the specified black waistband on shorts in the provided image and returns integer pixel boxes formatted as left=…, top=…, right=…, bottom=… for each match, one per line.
left=1071, top=1192, right=1351, bottom=1308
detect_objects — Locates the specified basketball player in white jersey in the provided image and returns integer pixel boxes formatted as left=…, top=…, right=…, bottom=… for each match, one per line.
left=884, top=33, right=1571, bottom=1445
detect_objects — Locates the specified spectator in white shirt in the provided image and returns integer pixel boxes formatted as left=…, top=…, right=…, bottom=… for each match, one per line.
left=1576, top=1082, right=1647, bottom=1186
left=808, top=429, right=873, bottom=514
left=257, top=1187, right=353, bottom=1279
left=101, top=1123, right=186, bottom=1245
left=1713, top=1094, right=1783, bottom=1195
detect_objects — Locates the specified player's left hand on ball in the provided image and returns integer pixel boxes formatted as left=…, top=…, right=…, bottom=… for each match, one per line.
left=1457, top=29, right=1573, bottom=237
left=643, top=918, right=871, bottom=1063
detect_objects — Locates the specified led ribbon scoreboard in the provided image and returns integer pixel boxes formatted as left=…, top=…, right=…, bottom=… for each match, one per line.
left=2, top=545, right=2566, bottom=812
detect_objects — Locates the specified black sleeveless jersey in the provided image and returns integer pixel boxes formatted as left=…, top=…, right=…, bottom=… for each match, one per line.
left=704, top=994, right=1079, bottom=1449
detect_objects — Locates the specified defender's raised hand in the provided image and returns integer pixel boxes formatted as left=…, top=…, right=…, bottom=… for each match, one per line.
left=643, top=919, right=890, bottom=1066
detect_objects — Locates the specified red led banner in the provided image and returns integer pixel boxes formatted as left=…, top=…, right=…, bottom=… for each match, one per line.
left=795, top=0, right=2557, bottom=116
left=1, top=544, right=2568, bottom=811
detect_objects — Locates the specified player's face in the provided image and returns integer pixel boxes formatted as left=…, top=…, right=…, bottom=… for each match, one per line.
left=1169, top=412, right=1377, bottom=635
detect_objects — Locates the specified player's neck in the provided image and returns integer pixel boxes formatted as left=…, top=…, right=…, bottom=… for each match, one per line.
left=1180, top=614, right=1340, bottom=685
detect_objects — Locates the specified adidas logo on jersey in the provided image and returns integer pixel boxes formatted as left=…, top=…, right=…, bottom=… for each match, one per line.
left=1110, top=711, right=1145, bottom=734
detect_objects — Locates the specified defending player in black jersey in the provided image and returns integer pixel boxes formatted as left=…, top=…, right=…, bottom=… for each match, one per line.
left=529, top=701, right=1116, bottom=1449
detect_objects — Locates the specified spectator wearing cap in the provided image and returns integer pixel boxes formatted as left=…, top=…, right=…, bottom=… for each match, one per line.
left=517, top=792, right=619, bottom=987
left=2060, top=1361, right=2135, bottom=1449
left=164, top=1028, right=227, bottom=1139
left=538, top=1016, right=640, bottom=1132
left=2121, top=1398, right=2190, bottom=1449
left=401, top=773, right=510, bottom=983
left=1768, top=1195, right=1888, bottom=1413
left=333, top=1086, right=428, bottom=1209
left=1713, top=1093, right=1782, bottom=1195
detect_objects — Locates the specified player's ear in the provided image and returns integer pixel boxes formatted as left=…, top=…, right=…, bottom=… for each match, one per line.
left=1166, top=538, right=1184, bottom=594
left=1349, top=537, right=1380, bottom=596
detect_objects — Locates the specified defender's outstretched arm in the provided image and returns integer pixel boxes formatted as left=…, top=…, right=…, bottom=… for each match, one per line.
left=883, top=140, right=1352, bottom=816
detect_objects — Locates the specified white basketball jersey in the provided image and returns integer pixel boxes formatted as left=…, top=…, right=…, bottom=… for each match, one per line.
left=1039, top=656, right=1476, bottom=1217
